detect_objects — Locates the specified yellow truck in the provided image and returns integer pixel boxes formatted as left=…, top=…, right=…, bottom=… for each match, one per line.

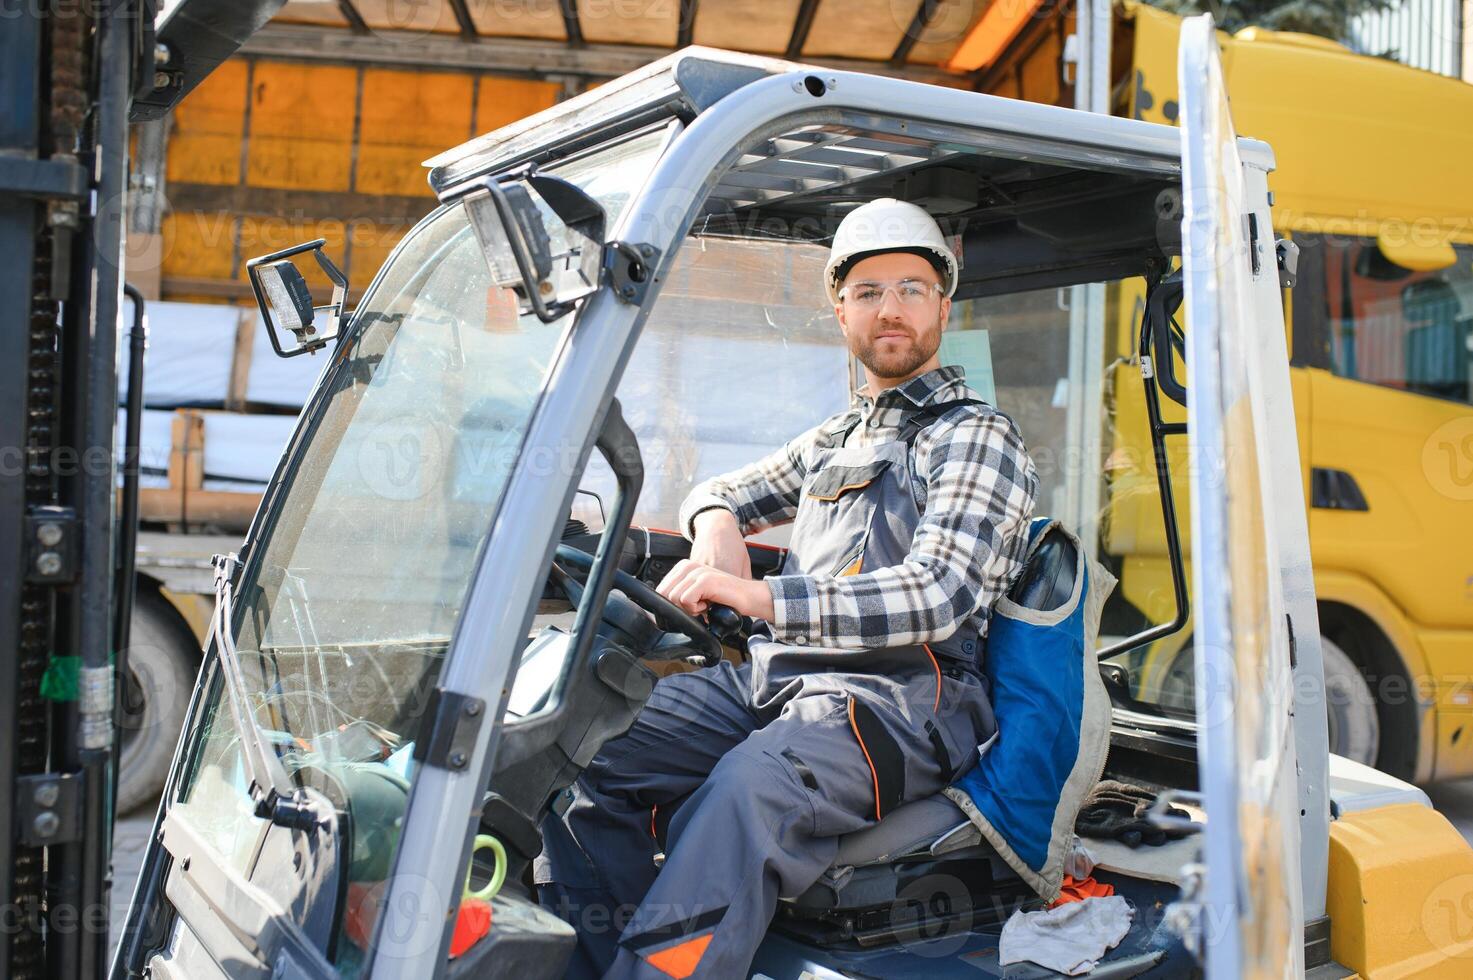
left=975, top=1, right=1473, bottom=784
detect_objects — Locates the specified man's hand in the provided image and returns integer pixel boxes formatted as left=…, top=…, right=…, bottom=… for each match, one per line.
left=688, top=508, right=752, bottom=580
left=665, top=507, right=772, bottom=622
left=656, top=560, right=776, bottom=622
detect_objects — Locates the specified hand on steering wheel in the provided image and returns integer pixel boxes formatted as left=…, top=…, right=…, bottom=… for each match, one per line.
left=552, top=544, right=733, bottom=667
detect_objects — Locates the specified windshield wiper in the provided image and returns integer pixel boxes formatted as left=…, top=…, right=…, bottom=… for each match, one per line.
left=209, top=553, right=322, bottom=830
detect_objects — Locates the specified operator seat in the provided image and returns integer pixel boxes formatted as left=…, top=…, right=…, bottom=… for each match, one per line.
left=780, top=794, right=1013, bottom=913
left=777, top=525, right=1080, bottom=916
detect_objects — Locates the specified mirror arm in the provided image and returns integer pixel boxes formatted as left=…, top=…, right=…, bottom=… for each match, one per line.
left=311, top=247, right=350, bottom=339
left=470, top=178, right=565, bottom=323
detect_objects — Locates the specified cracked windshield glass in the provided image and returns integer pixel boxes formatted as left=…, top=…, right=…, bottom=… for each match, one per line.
left=172, top=128, right=665, bottom=974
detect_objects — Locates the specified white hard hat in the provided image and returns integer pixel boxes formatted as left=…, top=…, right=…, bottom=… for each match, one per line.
left=824, top=198, right=958, bottom=305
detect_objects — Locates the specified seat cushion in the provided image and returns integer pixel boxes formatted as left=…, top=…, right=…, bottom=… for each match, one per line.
left=832, top=793, right=979, bottom=867
left=781, top=794, right=1015, bottom=914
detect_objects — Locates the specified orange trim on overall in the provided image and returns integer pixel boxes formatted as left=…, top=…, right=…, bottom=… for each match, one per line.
left=643, top=933, right=714, bottom=979
left=848, top=697, right=884, bottom=822
left=650, top=805, right=658, bottom=839
left=806, top=477, right=877, bottom=502
left=922, top=644, right=942, bottom=712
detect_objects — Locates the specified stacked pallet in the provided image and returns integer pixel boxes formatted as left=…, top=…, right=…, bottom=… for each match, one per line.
left=118, top=298, right=322, bottom=530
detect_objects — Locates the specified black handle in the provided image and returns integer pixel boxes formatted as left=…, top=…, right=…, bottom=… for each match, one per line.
left=1146, top=276, right=1187, bottom=408
left=706, top=604, right=745, bottom=642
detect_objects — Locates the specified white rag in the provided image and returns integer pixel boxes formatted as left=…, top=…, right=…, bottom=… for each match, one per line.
left=998, top=895, right=1134, bottom=976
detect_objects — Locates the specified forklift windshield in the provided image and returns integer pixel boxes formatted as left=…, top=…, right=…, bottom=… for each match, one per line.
left=166, top=129, right=664, bottom=974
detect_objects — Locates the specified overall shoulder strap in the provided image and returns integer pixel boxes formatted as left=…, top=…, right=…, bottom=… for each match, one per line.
left=899, top=398, right=1010, bottom=512
left=897, top=397, right=990, bottom=445
left=818, top=408, right=865, bottom=449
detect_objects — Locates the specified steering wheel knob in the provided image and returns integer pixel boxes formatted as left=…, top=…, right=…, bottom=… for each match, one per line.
left=705, top=604, right=744, bottom=642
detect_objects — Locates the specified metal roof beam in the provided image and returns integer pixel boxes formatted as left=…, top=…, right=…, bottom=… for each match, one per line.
left=891, top=0, right=940, bottom=67
left=785, top=0, right=821, bottom=60
left=336, top=0, right=368, bottom=34
left=166, top=181, right=434, bottom=224
left=560, top=0, right=584, bottom=47
left=447, top=0, right=477, bottom=40
left=239, top=24, right=966, bottom=85
left=731, top=158, right=868, bottom=184
left=677, top=0, right=698, bottom=49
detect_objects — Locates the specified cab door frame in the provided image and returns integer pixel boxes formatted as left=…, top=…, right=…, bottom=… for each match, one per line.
left=1177, top=12, right=1330, bottom=973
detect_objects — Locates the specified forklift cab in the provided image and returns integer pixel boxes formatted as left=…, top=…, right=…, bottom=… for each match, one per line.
left=116, top=18, right=1380, bottom=979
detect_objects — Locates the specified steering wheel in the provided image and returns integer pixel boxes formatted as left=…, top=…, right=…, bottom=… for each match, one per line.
left=552, top=543, right=734, bottom=668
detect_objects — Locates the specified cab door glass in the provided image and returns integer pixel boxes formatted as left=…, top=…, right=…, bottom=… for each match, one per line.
left=1315, top=237, right=1473, bottom=404
left=579, top=235, right=851, bottom=543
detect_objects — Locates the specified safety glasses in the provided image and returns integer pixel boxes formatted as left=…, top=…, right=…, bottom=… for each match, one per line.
left=838, top=277, right=943, bottom=310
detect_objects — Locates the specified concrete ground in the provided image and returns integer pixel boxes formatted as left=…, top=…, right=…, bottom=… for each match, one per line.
left=106, top=781, right=1473, bottom=961
left=109, top=807, right=157, bottom=960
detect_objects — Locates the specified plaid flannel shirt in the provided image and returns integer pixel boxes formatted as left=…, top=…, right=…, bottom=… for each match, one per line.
left=678, top=365, right=1039, bottom=649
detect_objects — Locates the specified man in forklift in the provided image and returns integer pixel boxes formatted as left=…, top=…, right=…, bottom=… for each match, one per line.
left=535, top=198, right=1040, bottom=979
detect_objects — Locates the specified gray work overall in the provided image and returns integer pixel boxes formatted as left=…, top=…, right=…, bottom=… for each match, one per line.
left=535, top=401, right=999, bottom=980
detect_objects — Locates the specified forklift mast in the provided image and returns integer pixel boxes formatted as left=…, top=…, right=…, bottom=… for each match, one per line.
left=0, top=3, right=283, bottom=976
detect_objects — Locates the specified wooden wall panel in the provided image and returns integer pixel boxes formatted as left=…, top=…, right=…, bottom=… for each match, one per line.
left=473, top=76, right=561, bottom=135
left=237, top=215, right=349, bottom=277
left=906, top=1, right=990, bottom=65
left=803, top=0, right=907, bottom=61
left=160, top=212, right=243, bottom=302
left=577, top=0, right=679, bottom=46
left=470, top=0, right=567, bottom=39
left=354, top=0, right=463, bottom=34
left=1017, top=26, right=1063, bottom=105
left=358, top=69, right=474, bottom=196
left=274, top=0, right=348, bottom=26
left=167, top=59, right=249, bottom=185
left=692, top=0, right=801, bottom=54
left=246, top=62, right=358, bottom=191
left=348, top=219, right=412, bottom=284
left=946, top=0, right=1046, bottom=71
left=162, top=212, right=239, bottom=281
left=990, top=71, right=1022, bottom=100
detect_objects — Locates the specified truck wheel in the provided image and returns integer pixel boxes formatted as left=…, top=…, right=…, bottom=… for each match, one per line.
left=1152, top=633, right=1378, bottom=766
left=117, top=592, right=200, bottom=814
left=1322, top=635, right=1379, bottom=767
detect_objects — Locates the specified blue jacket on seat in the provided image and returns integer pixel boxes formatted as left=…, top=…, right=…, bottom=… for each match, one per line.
left=945, top=518, right=1117, bottom=901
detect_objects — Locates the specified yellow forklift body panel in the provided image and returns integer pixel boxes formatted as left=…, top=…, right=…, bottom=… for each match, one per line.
left=1327, top=802, right=1473, bottom=976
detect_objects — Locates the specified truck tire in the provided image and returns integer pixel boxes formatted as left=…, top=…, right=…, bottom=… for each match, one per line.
left=1152, top=633, right=1379, bottom=766
left=1322, top=634, right=1379, bottom=767
left=117, top=592, right=200, bottom=814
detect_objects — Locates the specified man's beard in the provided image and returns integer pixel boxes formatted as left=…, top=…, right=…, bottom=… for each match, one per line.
left=853, top=323, right=942, bottom=381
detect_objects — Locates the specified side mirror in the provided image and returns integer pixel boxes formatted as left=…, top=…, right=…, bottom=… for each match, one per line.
left=458, top=170, right=605, bottom=323
left=247, top=239, right=349, bottom=357
left=466, top=182, right=553, bottom=301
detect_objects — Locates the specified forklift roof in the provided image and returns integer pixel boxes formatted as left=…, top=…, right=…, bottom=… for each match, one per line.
left=426, top=47, right=801, bottom=191
left=427, top=47, right=1276, bottom=298
left=426, top=45, right=1277, bottom=188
